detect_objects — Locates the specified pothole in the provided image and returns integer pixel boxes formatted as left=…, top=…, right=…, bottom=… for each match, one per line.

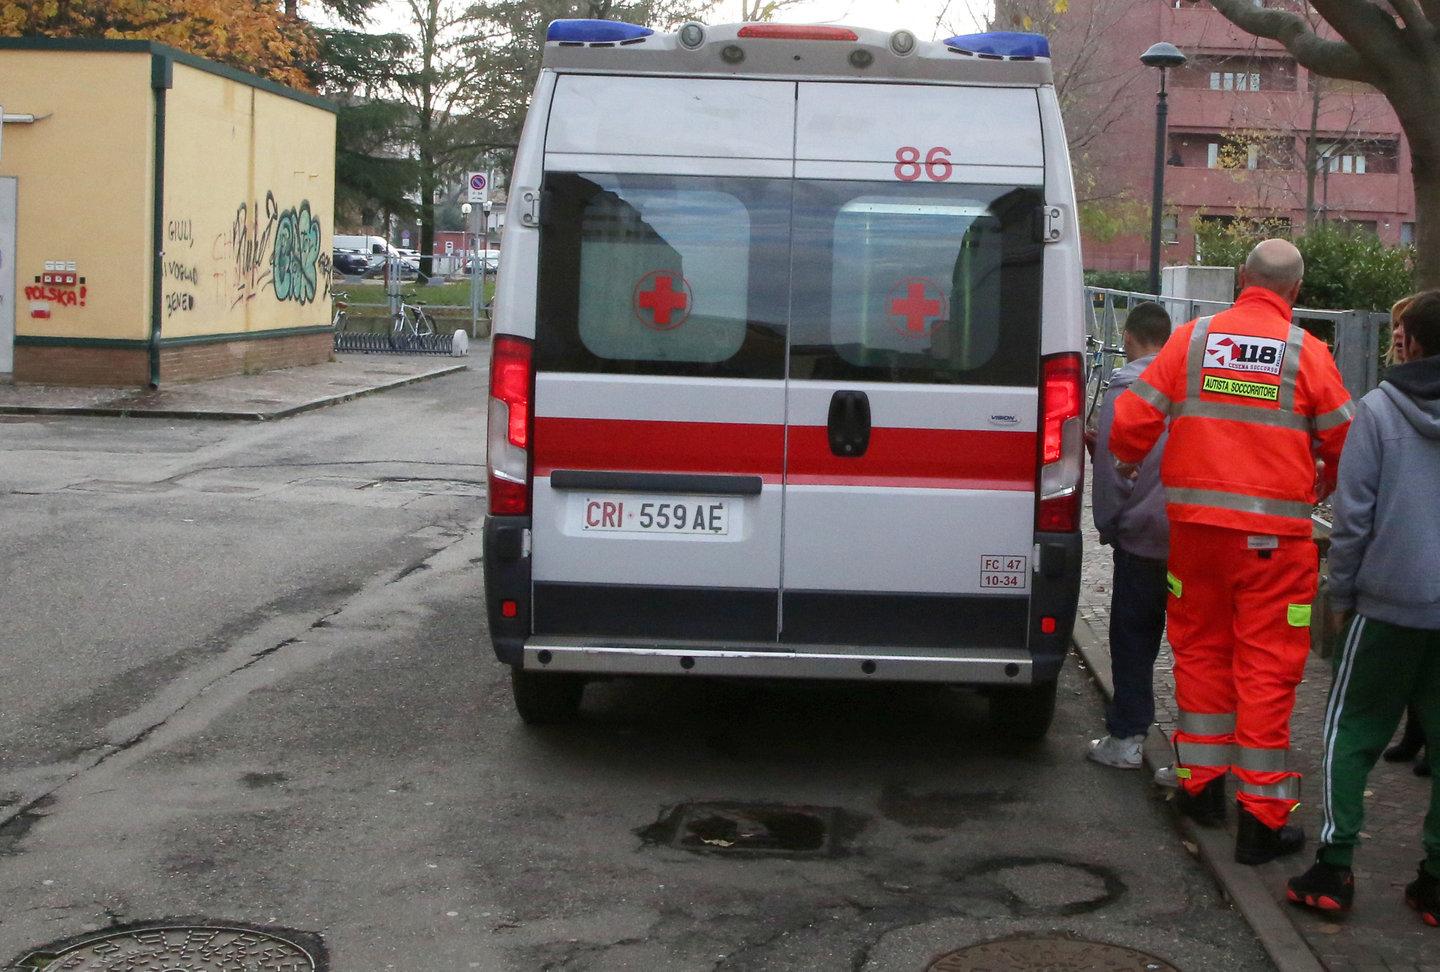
left=961, top=856, right=1126, bottom=916
left=929, top=934, right=1178, bottom=971
left=8, top=922, right=324, bottom=970
left=638, top=802, right=862, bottom=858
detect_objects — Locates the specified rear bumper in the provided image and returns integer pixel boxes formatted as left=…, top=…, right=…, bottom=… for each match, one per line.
left=521, top=642, right=1034, bottom=685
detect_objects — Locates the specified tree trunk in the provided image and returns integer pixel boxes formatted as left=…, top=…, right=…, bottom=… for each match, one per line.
left=418, top=130, right=436, bottom=286
left=1392, top=101, right=1440, bottom=289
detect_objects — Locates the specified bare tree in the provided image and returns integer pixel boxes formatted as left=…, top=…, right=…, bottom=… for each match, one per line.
left=1207, top=0, right=1440, bottom=286
left=738, top=0, right=805, bottom=19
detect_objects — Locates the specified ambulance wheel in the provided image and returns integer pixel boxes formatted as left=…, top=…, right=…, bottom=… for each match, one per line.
left=987, top=679, right=1058, bottom=742
left=510, top=668, right=584, bottom=724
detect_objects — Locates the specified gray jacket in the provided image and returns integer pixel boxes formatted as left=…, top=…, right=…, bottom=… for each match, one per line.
left=1328, top=355, right=1440, bottom=629
left=1093, top=354, right=1169, bottom=560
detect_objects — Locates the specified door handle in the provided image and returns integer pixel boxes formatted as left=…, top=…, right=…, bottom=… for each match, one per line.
left=827, top=390, right=871, bottom=458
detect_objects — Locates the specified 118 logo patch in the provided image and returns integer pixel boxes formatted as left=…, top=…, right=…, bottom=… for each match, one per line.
left=1204, top=333, right=1286, bottom=375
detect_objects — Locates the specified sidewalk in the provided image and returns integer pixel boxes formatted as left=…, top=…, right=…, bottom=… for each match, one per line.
left=0, top=354, right=467, bottom=421
left=1078, top=492, right=1440, bottom=971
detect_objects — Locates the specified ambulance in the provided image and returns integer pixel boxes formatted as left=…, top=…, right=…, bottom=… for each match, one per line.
left=483, top=20, right=1086, bottom=738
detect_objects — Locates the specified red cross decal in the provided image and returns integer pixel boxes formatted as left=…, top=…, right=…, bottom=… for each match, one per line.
left=634, top=271, right=692, bottom=330
left=888, top=278, right=945, bottom=336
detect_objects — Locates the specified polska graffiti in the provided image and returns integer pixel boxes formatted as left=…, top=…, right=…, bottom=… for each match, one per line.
left=272, top=201, right=322, bottom=305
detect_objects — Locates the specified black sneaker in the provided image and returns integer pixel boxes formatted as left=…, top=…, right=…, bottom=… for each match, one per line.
left=1286, top=857, right=1354, bottom=914
left=1405, top=865, right=1440, bottom=927
left=1235, top=804, right=1305, bottom=865
left=1175, top=775, right=1227, bottom=827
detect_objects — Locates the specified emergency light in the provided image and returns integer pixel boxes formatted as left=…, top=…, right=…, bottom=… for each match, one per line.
left=546, top=20, right=654, bottom=44
left=942, top=32, right=1051, bottom=59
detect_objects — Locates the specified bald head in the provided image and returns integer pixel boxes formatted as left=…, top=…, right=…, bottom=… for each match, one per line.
left=1240, top=239, right=1305, bottom=304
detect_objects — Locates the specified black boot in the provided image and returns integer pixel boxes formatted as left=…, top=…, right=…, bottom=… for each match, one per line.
left=1416, top=747, right=1431, bottom=778
left=1286, top=855, right=1354, bottom=914
left=1385, top=712, right=1425, bottom=762
left=1235, top=804, right=1305, bottom=865
left=1405, top=865, right=1440, bottom=927
left=1175, top=776, right=1227, bottom=827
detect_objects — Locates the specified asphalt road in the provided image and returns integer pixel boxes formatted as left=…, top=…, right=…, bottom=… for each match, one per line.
left=0, top=365, right=1271, bottom=970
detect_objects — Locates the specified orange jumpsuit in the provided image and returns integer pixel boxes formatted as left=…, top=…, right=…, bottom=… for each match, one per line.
left=1111, top=287, right=1353, bottom=829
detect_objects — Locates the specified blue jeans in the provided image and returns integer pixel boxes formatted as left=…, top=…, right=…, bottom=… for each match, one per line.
left=1106, top=546, right=1169, bottom=739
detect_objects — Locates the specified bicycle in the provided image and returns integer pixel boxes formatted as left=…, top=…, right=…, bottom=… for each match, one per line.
left=1084, top=331, right=1126, bottom=426
left=390, top=292, right=437, bottom=348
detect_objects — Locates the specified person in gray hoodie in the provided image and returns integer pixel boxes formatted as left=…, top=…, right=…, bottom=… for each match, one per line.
left=1286, top=289, right=1440, bottom=925
left=1088, top=301, right=1172, bottom=769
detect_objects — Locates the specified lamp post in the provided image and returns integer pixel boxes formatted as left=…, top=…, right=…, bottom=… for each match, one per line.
left=1141, top=42, right=1187, bottom=297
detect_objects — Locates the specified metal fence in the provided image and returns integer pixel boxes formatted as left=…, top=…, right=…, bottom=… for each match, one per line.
left=1085, top=286, right=1385, bottom=401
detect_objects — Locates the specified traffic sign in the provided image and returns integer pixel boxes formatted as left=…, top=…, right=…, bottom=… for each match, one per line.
left=467, top=171, right=490, bottom=204
left=445, top=241, right=454, bottom=255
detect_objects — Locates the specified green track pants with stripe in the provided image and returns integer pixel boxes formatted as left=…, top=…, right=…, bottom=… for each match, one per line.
left=1318, top=615, right=1440, bottom=878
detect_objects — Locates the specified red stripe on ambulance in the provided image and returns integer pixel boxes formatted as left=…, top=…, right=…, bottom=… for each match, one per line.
left=533, top=417, right=1034, bottom=489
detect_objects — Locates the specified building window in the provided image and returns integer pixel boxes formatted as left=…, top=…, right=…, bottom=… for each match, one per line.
left=1320, top=145, right=1366, bottom=174
left=1162, top=214, right=1179, bottom=245
left=1402, top=222, right=1416, bottom=246
left=1210, top=71, right=1261, bottom=91
left=1207, top=142, right=1220, bottom=168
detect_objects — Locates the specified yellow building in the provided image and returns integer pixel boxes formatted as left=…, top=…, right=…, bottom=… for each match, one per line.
left=0, top=39, right=337, bottom=386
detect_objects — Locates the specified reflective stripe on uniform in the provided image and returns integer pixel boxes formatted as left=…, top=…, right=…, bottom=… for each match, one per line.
left=1130, top=377, right=1173, bottom=414
left=1185, top=317, right=1215, bottom=400
left=1174, top=398, right=1310, bottom=431
left=1235, top=745, right=1289, bottom=773
left=1178, top=710, right=1236, bottom=735
left=1166, top=487, right=1314, bottom=521
left=1312, top=399, right=1356, bottom=432
left=1238, top=776, right=1300, bottom=801
left=1176, top=740, right=1235, bottom=768
left=1277, top=324, right=1307, bottom=413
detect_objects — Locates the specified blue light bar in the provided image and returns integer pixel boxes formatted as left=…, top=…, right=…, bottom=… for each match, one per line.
left=547, top=19, right=654, bottom=43
left=942, top=31, right=1050, bottom=59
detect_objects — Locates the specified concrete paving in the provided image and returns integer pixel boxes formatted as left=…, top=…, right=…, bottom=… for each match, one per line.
left=1079, top=493, right=1440, bottom=971
left=1, top=370, right=1271, bottom=969
left=0, top=353, right=467, bottom=420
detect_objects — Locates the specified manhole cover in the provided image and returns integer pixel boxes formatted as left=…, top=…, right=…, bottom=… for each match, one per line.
left=930, top=934, right=1178, bottom=971
left=638, top=802, right=849, bottom=857
left=10, top=923, right=321, bottom=971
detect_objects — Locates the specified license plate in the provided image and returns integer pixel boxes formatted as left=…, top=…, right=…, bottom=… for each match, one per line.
left=578, top=494, right=731, bottom=536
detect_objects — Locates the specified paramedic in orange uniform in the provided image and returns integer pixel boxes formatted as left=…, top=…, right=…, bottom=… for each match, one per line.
left=1110, top=239, right=1354, bottom=865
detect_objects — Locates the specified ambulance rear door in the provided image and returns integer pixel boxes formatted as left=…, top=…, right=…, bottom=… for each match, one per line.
left=529, top=74, right=795, bottom=643
left=780, top=82, right=1046, bottom=650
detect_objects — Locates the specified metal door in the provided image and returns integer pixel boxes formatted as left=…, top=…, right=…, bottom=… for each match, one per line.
left=527, top=76, right=796, bottom=643
left=778, top=84, right=1046, bottom=649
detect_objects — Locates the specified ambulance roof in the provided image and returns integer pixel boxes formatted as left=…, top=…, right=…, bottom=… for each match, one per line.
left=540, top=21, right=1055, bottom=87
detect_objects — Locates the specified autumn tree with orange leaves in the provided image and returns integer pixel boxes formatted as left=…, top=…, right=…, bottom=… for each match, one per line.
left=0, top=0, right=319, bottom=90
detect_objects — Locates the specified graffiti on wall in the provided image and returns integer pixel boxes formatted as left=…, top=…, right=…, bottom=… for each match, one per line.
left=25, top=262, right=87, bottom=319
left=272, top=201, right=322, bottom=304
left=164, top=218, right=199, bottom=318
left=206, top=191, right=328, bottom=310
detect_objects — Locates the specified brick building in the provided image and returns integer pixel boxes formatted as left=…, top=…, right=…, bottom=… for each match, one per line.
left=1047, top=0, right=1416, bottom=273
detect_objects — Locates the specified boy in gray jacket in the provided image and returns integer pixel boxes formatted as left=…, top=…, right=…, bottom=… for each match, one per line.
left=1286, top=289, right=1440, bottom=925
left=1088, top=302, right=1172, bottom=769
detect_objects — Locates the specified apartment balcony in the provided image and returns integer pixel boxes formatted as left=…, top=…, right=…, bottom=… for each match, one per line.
left=1166, top=7, right=1288, bottom=54
left=1168, top=87, right=1312, bottom=132
left=1161, top=166, right=1407, bottom=218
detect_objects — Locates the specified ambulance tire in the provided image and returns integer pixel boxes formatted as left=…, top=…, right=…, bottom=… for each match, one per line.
left=510, top=667, right=585, bottom=725
left=986, top=679, right=1058, bottom=742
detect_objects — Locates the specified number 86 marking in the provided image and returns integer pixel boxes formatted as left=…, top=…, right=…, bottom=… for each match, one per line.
left=895, top=146, right=954, bottom=182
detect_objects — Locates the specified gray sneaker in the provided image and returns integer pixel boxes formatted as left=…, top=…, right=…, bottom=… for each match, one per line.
left=1153, top=764, right=1180, bottom=788
left=1088, top=734, right=1145, bottom=769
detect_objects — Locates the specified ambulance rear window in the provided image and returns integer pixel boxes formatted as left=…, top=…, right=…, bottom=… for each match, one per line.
left=536, top=173, right=789, bottom=379
left=789, top=182, right=1042, bottom=386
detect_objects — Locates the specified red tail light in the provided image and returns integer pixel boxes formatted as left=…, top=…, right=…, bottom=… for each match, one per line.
left=488, top=335, right=533, bottom=516
left=737, top=24, right=859, bottom=41
left=1037, top=352, right=1083, bottom=532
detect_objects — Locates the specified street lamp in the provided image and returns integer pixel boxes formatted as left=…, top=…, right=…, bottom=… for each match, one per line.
left=1141, top=41, right=1187, bottom=297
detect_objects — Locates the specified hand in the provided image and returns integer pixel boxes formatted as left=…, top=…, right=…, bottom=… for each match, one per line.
left=1084, top=425, right=1098, bottom=460
left=1325, top=608, right=1350, bottom=643
left=1314, top=458, right=1333, bottom=502
left=1115, top=459, right=1140, bottom=481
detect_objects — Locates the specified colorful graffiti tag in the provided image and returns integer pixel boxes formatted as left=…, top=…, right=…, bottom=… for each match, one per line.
left=272, top=200, right=323, bottom=305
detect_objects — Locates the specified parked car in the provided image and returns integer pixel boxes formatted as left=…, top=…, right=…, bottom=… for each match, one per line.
left=332, top=250, right=372, bottom=276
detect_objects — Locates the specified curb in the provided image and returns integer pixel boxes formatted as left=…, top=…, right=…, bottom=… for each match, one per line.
left=1072, top=615, right=1324, bottom=972
left=0, top=364, right=468, bottom=422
